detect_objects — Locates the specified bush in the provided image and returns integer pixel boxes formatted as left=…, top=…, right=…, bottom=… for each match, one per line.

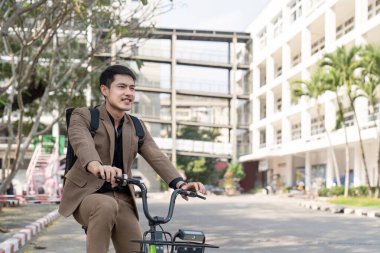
left=350, top=186, right=369, bottom=197
left=329, top=186, right=344, bottom=196
left=318, top=187, right=329, bottom=197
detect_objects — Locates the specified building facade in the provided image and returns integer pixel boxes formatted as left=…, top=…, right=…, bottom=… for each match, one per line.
left=116, top=29, right=252, bottom=191
left=240, top=0, right=380, bottom=192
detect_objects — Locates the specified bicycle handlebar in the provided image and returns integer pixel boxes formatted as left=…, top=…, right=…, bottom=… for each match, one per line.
left=115, top=174, right=205, bottom=226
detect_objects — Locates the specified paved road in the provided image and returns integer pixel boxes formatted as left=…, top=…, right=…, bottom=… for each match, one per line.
left=22, top=194, right=380, bottom=253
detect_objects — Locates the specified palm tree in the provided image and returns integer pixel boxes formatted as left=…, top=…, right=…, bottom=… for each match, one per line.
left=321, top=46, right=372, bottom=196
left=291, top=67, right=341, bottom=187
left=359, top=44, right=380, bottom=196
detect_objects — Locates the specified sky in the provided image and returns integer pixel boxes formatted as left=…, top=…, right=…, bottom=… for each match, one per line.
left=156, top=0, right=269, bottom=32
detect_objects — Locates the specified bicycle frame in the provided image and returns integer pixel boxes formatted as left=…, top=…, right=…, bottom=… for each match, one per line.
left=115, top=175, right=218, bottom=253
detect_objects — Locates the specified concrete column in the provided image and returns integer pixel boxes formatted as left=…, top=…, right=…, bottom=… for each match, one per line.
left=253, top=35, right=260, bottom=64
left=267, top=124, right=274, bottom=148
left=253, top=66, right=260, bottom=92
left=282, top=4, right=290, bottom=30
left=282, top=117, right=291, bottom=143
left=267, top=22, right=274, bottom=48
left=85, top=16, right=93, bottom=107
left=324, top=98, right=336, bottom=132
left=324, top=7, right=336, bottom=52
left=355, top=0, right=368, bottom=29
left=110, top=31, right=116, bottom=64
left=231, top=34, right=238, bottom=162
left=326, top=149, right=334, bottom=187
left=282, top=43, right=291, bottom=74
left=354, top=96, right=369, bottom=128
left=282, top=80, right=291, bottom=111
left=305, top=152, right=311, bottom=191
left=253, top=128, right=259, bottom=151
left=266, top=90, right=274, bottom=119
left=301, top=28, right=311, bottom=63
left=171, top=32, right=177, bottom=166
left=253, top=97, right=260, bottom=124
left=354, top=143, right=362, bottom=187
left=301, top=108, right=311, bottom=140
left=266, top=56, right=275, bottom=84
left=286, top=156, right=294, bottom=187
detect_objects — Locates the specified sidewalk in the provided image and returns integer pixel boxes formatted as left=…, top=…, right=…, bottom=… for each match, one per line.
left=0, top=203, right=59, bottom=252
left=285, top=192, right=380, bottom=218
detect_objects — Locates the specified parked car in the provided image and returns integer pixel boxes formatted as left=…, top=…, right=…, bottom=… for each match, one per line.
left=131, top=169, right=150, bottom=198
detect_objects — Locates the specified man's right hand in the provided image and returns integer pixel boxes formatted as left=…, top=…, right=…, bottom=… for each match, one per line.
left=87, top=161, right=122, bottom=187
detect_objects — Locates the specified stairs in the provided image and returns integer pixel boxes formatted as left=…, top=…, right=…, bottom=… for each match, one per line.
left=25, top=137, right=63, bottom=202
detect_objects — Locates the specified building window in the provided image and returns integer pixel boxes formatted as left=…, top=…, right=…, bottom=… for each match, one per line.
left=343, top=112, right=355, bottom=127
left=260, top=99, right=266, bottom=120
left=259, top=129, right=266, bottom=148
left=291, top=122, right=301, bottom=140
left=276, top=97, right=282, bottom=112
left=237, top=99, right=251, bottom=127
left=258, top=28, right=267, bottom=49
left=276, top=65, right=282, bottom=77
left=311, top=164, right=326, bottom=188
left=310, top=116, right=325, bottom=135
left=368, top=0, right=380, bottom=19
left=338, top=108, right=355, bottom=128
left=276, top=129, right=282, bottom=144
left=336, top=16, right=354, bottom=40
left=133, top=92, right=171, bottom=121
left=368, top=103, right=380, bottom=121
left=273, top=14, right=283, bottom=38
left=292, top=52, right=301, bottom=67
left=311, top=36, right=325, bottom=55
left=289, top=0, right=303, bottom=24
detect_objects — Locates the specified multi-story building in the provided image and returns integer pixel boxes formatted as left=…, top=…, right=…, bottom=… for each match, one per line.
left=240, top=0, right=380, bottom=192
left=116, top=28, right=252, bottom=191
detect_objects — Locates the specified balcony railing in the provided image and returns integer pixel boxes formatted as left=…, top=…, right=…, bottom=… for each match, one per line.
left=154, top=137, right=232, bottom=156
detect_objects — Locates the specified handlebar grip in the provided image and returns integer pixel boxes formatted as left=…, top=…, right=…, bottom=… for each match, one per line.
left=179, top=190, right=206, bottom=200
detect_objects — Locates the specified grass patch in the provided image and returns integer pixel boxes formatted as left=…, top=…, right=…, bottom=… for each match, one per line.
left=328, top=197, right=380, bottom=208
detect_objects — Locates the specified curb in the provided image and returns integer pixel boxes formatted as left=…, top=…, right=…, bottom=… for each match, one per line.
left=0, top=209, right=60, bottom=253
left=298, top=201, right=380, bottom=218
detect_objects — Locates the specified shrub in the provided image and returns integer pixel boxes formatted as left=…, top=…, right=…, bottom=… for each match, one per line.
left=329, top=186, right=344, bottom=196
left=351, top=186, right=369, bottom=197
left=318, top=187, right=329, bottom=197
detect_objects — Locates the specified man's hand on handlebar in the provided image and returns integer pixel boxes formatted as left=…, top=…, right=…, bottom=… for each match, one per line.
left=87, top=161, right=122, bottom=187
left=177, top=182, right=206, bottom=201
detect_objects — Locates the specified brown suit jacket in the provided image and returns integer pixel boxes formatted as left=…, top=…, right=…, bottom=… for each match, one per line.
left=58, top=104, right=181, bottom=218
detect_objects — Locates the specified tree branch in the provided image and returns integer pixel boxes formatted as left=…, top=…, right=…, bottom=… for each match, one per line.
left=0, top=0, right=47, bottom=36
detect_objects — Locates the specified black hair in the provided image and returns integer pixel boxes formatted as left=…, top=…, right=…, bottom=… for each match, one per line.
left=99, top=65, right=136, bottom=88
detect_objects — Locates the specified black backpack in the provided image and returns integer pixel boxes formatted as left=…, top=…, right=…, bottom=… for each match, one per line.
left=63, top=107, right=144, bottom=184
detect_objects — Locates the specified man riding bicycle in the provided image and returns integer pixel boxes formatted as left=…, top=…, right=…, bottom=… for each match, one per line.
left=58, top=65, right=206, bottom=253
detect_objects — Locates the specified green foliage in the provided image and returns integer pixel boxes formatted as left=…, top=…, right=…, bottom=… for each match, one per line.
left=226, top=162, right=245, bottom=180
left=317, top=187, right=330, bottom=197
left=328, top=197, right=380, bottom=208
left=176, top=126, right=222, bottom=184
left=318, top=186, right=376, bottom=197
left=329, top=185, right=345, bottom=196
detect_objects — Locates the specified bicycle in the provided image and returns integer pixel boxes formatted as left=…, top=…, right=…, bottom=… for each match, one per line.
left=115, top=175, right=219, bottom=253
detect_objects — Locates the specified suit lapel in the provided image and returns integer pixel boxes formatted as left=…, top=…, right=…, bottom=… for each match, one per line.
left=98, top=104, right=115, bottom=162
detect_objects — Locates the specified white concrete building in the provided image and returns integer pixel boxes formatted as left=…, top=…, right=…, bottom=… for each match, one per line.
left=240, top=0, right=380, bottom=191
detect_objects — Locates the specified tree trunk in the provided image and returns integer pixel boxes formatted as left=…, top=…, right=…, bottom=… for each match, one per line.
left=351, top=101, right=372, bottom=195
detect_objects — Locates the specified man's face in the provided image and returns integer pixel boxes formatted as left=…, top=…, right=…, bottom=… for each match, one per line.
left=101, top=74, right=135, bottom=112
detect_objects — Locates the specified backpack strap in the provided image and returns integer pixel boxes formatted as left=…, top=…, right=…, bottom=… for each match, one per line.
left=89, top=108, right=100, bottom=137
left=129, top=115, right=144, bottom=153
